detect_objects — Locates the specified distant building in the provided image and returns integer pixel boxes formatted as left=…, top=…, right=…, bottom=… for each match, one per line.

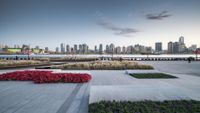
left=99, top=44, right=103, bottom=54
left=74, top=44, right=78, bottom=53
left=66, top=45, right=70, bottom=53
left=55, top=47, right=59, bottom=53
left=35, top=46, right=40, bottom=49
left=178, top=36, right=186, bottom=53
left=155, top=42, right=162, bottom=52
left=168, top=42, right=173, bottom=54
left=127, top=46, right=133, bottom=54
left=106, top=45, right=109, bottom=53
left=188, top=44, right=197, bottom=51
left=82, top=44, right=88, bottom=54
left=122, top=46, right=126, bottom=54
left=94, top=45, right=98, bottom=53
left=109, top=43, right=115, bottom=53
left=45, top=47, right=49, bottom=52
left=115, top=46, right=121, bottom=54
left=179, top=36, right=184, bottom=44
left=79, top=44, right=83, bottom=54
left=173, top=42, right=179, bottom=53
left=60, top=43, right=65, bottom=53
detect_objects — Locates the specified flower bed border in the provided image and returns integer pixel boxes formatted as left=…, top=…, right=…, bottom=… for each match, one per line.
left=0, top=70, right=92, bottom=84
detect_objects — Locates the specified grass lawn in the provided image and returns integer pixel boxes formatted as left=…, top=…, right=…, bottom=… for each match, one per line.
left=129, top=73, right=177, bottom=79
left=89, top=100, right=200, bottom=113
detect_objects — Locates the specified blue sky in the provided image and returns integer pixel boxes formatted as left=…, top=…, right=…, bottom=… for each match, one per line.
left=0, top=0, right=200, bottom=50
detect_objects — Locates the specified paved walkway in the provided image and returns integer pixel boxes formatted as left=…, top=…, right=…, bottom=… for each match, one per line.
left=138, top=61, right=200, bottom=76
left=0, top=69, right=91, bottom=113
left=90, top=70, right=200, bottom=103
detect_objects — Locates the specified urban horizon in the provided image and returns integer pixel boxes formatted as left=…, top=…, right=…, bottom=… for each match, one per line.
left=0, top=36, right=199, bottom=54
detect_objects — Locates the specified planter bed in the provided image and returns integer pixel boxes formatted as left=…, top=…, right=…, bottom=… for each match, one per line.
left=89, top=100, right=200, bottom=113
left=52, top=61, right=154, bottom=70
left=0, top=70, right=92, bottom=83
left=129, top=73, right=177, bottom=79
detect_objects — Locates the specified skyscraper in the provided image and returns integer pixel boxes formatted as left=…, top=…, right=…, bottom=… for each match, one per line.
left=178, top=36, right=186, bottom=53
left=122, top=46, right=126, bottom=54
left=106, top=45, right=109, bottom=53
left=109, top=43, right=115, bottom=53
left=155, top=42, right=162, bottom=52
left=66, top=45, right=70, bottom=53
left=94, top=45, right=98, bottom=53
left=74, top=44, right=77, bottom=53
left=79, top=44, right=83, bottom=54
left=45, top=47, right=49, bottom=52
left=60, top=43, right=65, bottom=53
left=115, top=46, right=121, bottom=54
left=173, top=42, right=179, bottom=53
left=99, top=44, right=103, bottom=54
left=168, top=42, right=173, bottom=54
left=82, top=44, right=88, bottom=54
left=179, top=36, right=184, bottom=44
left=56, top=47, right=59, bottom=53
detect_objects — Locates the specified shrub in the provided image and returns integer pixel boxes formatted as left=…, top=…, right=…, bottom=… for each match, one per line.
left=52, top=61, right=154, bottom=70
left=0, top=70, right=92, bottom=84
left=89, top=100, right=200, bottom=113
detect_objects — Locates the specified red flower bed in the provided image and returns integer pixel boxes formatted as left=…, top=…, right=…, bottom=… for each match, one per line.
left=0, top=70, right=92, bottom=84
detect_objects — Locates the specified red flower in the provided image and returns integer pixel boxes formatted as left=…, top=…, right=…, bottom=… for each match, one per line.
left=0, top=70, right=92, bottom=84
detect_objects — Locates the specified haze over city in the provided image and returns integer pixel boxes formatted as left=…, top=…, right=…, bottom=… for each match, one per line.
left=0, top=0, right=200, bottom=50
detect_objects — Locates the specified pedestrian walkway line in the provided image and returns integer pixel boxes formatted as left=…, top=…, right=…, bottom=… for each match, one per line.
left=56, top=84, right=82, bottom=113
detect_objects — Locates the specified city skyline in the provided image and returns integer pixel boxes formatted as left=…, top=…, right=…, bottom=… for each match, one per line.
left=0, top=36, right=198, bottom=54
left=1, top=0, right=200, bottom=50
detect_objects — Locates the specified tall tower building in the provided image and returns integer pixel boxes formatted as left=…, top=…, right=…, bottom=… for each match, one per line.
left=66, top=45, right=70, bottom=53
left=99, top=44, right=103, bottom=54
left=56, top=47, right=59, bottom=53
left=60, top=43, right=65, bottom=53
left=168, top=42, right=173, bottom=54
left=74, top=44, right=77, bottom=53
left=109, top=43, right=115, bottom=53
left=94, top=45, right=98, bottom=53
left=155, top=42, right=162, bottom=52
left=179, top=36, right=184, bottom=44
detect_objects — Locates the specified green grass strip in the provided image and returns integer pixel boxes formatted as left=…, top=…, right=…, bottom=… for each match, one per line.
left=129, top=73, right=177, bottom=79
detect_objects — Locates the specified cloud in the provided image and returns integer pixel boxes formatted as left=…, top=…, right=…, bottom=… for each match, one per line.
left=97, top=21, right=139, bottom=37
left=146, top=11, right=171, bottom=20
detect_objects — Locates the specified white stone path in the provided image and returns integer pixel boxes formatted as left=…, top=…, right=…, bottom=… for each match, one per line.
left=90, top=70, right=200, bottom=103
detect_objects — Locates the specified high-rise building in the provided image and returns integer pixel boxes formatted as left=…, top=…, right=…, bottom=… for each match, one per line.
left=60, top=43, right=65, bottom=53
left=99, top=44, right=103, bottom=54
left=115, top=46, right=121, bottom=54
left=94, top=45, right=98, bottom=53
left=122, top=46, right=126, bottom=54
left=173, top=42, right=179, bottom=53
left=79, top=44, right=83, bottom=53
left=106, top=45, right=109, bottom=53
left=82, top=44, right=88, bottom=54
left=66, top=45, right=70, bottom=53
left=56, top=47, right=59, bottom=53
left=109, top=43, right=115, bottom=53
left=179, top=36, right=184, bottom=44
left=127, top=46, right=133, bottom=54
left=35, top=46, right=40, bottom=49
left=168, top=42, right=173, bottom=54
left=178, top=36, right=186, bottom=53
left=155, top=42, right=162, bottom=52
left=45, top=47, right=49, bottom=52
left=74, top=44, right=77, bottom=53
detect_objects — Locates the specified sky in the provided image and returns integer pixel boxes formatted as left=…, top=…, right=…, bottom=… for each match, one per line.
left=0, top=0, right=200, bottom=50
